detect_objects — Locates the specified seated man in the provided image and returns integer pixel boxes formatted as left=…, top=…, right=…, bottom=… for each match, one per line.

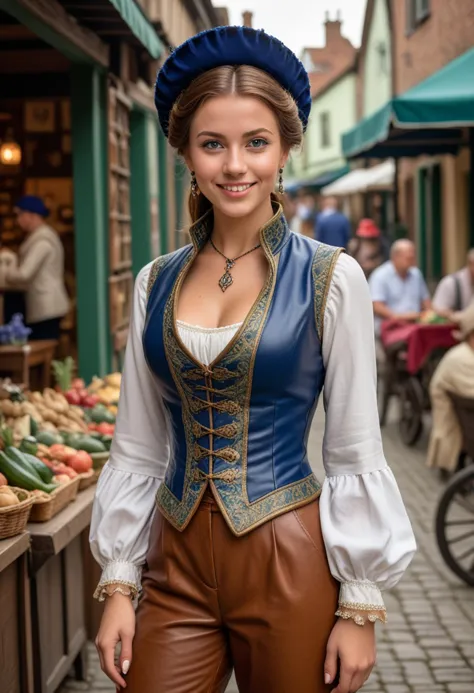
left=369, top=239, right=431, bottom=337
left=427, top=301, right=474, bottom=473
left=432, top=248, right=474, bottom=320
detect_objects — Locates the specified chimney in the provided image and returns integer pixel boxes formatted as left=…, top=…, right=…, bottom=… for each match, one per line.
left=242, top=11, right=253, bottom=28
left=324, top=12, right=342, bottom=47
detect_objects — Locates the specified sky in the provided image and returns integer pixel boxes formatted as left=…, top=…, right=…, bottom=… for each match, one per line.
left=221, top=0, right=368, bottom=56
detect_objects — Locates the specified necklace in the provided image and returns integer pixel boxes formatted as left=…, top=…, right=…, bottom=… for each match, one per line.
left=209, top=237, right=261, bottom=292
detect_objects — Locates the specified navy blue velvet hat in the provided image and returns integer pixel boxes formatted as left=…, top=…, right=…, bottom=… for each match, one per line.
left=14, top=195, right=49, bottom=217
left=155, top=26, right=311, bottom=137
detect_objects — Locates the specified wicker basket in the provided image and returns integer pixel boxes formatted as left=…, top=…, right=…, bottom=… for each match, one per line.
left=29, top=476, right=81, bottom=523
left=0, top=487, right=35, bottom=539
left=78, top=469, right=96, bottom=491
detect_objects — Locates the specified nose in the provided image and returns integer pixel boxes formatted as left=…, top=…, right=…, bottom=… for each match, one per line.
left=222, top=145, right=248, bottom=177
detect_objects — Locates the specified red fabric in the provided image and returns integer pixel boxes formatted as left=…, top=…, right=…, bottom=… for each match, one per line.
left=380, top=321, right=457, bottom=374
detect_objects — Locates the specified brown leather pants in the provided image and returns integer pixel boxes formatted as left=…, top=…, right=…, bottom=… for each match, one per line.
left=125, top=489, right=338, bottom=693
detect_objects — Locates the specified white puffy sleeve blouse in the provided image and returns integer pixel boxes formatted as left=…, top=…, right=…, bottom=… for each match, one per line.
left=89, top=253, right=416, bottom=619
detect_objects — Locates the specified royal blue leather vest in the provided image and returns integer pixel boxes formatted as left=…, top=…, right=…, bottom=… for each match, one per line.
left=143, top=206, right=342, bottom=535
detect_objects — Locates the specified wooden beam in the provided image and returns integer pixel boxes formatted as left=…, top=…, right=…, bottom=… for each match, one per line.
left=0, top=48, right=70, bottom=72
left=0, top=0, right=109, bottom=67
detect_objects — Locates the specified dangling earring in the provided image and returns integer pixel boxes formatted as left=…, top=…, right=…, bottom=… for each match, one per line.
left=190, top=171, right=199, bottom=197
left=278, top=168, right=284, bottom=194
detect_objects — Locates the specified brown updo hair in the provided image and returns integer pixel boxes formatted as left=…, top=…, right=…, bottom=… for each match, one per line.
left=167, top=65, right=304, bottom=222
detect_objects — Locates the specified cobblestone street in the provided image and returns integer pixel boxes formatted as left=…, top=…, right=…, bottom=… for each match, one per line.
left=60, top=408, right=474, bottom=693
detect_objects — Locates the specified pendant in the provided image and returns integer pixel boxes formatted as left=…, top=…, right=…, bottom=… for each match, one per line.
left=219, top=271, right=233, bottom=291
left=218, top=259, right=235, bottom=292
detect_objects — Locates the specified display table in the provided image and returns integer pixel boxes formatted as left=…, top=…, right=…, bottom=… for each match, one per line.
left=380, top=321, right=457, bottom=374
left=0, top=532, right=34, bottom=693
left=27, top=486, right=96, bottom=693
left=0, top=339, right=58, bottom=389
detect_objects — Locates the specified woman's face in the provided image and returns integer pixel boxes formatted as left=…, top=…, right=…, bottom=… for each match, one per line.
left=186, top=94, right=288, bottom=220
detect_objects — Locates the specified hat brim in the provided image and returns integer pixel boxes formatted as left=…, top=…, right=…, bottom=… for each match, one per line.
left=155, top=26, right=311, bottom=137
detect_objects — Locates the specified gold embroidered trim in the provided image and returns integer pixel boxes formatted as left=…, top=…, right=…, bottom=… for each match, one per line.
left=312, top=244, right=344, bottom=342
left=146, top=254, right=173, bottom=301
left=93, top=580, right=140, bottom=602
left=156, top=206, right=324, bottom=535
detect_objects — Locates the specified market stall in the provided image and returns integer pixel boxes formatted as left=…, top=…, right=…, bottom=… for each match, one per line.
left=0, top=367, right=121, bottom=692
left=0, top=531, right=34, bottom=693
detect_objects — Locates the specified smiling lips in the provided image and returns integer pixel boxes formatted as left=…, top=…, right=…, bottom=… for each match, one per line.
left=218, top=182, right=256, bottom=195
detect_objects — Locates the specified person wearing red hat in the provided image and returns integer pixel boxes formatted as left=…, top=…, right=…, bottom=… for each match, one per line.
left=348, top=219, right=388, bottom=279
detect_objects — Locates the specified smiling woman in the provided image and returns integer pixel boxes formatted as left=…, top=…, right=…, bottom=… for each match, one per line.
left=90, top=25, right=416, bottom=693
left=168, top=64, right=303, bottom=224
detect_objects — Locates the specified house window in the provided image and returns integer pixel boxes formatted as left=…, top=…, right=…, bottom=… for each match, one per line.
left=320, top=112, right=331, bottom=148
left=406, top=0, right=430, bottom=33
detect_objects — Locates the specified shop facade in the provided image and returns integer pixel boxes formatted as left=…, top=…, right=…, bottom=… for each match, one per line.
left=0, top=0, right=219, bottom=382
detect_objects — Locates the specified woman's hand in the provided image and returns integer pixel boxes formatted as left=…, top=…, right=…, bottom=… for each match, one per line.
left=95, top=592, right=136, bottom=689
left=324, top=618, right=376, bottom=693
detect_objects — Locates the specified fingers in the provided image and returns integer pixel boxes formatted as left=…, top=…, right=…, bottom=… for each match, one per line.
left=323, top=643, right=338, bottom=686
left=95, top=636, right=127, bottom=689
left=331, top=662, right=353, bottom=693
left=332, top=661, right=375, bottom=693
left=119, top=630, right=134, bottom=677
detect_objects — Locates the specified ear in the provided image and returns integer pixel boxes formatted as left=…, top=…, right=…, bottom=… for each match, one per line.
left=183, top=150, right=193, bottom=172
left=279, top=149, right=290, bottom=170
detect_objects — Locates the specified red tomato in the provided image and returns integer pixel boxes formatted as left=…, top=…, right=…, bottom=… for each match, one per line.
left=96, top=422, right=115, bottom=436
left=81, top=394, right=100, bottom=408
left=49, top=444, right=77, bottom=463
left=67, top=451, right=93, bottom=474
left=65, top=390, right=82, bottom=406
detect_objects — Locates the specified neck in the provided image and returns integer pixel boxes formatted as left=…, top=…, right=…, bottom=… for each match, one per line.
left=210, top=198, right=275, bottom=257
left=29, top=220, right=44, bottom=233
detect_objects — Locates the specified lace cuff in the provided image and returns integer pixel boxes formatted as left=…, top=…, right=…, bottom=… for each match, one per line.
left=93, top=560, right=142, bottom=602
left=335, top=580, right=387, bottom=625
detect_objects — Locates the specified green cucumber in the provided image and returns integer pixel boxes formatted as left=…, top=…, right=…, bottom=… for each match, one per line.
left=36, top=431, right=63, bottom=447
left=0, top=451, right=56, bottom=493
left=70, top=436, right=106, bottom=454
left=20, top=436, right=39, bottom=456
left=5, top=446, right=42, bottom=480
left=101, top=435, right=113, bottom=451
left=20, top=452, right=54, bottom=484
left=90, top=406, right=115, bottom=425
left=30, top=417, right=38, bottom=437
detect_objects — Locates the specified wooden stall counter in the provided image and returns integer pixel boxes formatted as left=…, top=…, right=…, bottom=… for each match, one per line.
left=0, top=532, right=34, bottom=693
left=0, top=339, right=58, bottom=390
left=27, top=485, right=96, bottom=693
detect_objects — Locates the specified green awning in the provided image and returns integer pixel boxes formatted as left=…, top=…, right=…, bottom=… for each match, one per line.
left=61, top=0, right=164, bottom=60
left=286, top=165, right=350, bottom=193
left=108, top=0, right=163, bottom=58
left=343, top=48, right=474, bottom=159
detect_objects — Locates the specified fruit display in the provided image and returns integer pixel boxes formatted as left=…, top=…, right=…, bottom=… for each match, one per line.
left=87, top=372, right=121, bottom=412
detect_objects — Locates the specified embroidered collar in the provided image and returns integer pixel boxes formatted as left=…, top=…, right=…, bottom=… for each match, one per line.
left=188, top=203, right=290, bottom=257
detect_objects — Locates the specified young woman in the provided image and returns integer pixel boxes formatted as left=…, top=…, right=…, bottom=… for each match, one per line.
left=90, top=26, right=416, bottom=693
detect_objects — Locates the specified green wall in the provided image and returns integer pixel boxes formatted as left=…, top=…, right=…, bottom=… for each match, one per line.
left=293, top=72, right=357, bottom=180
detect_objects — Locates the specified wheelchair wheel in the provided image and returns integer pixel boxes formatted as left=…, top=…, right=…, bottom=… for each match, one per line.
left=435, top=464, right=474, bottom=586
left=398, top=377, right=424, bottom=446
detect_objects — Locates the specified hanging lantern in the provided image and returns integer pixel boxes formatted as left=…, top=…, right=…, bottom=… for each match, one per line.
left=0, top=129, right=22, bottom=166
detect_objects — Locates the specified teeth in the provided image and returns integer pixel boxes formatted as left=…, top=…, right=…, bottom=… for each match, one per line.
left=222, top=184, right=252, bottom=192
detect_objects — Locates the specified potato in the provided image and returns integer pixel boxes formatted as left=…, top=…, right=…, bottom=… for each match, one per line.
left=0, top=473, right=8, bottom=487
left=0, top=493, right=19, bottom=507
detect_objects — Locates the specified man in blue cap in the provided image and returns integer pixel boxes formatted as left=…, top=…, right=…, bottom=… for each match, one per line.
left=0, top=195, right=69, bottom=340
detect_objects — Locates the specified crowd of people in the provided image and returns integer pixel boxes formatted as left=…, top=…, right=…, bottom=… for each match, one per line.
left=284, top=189, right=474, bottom=479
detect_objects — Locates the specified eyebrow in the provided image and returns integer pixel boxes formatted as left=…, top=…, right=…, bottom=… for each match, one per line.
left=196, top=128, right=274, bottom=138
